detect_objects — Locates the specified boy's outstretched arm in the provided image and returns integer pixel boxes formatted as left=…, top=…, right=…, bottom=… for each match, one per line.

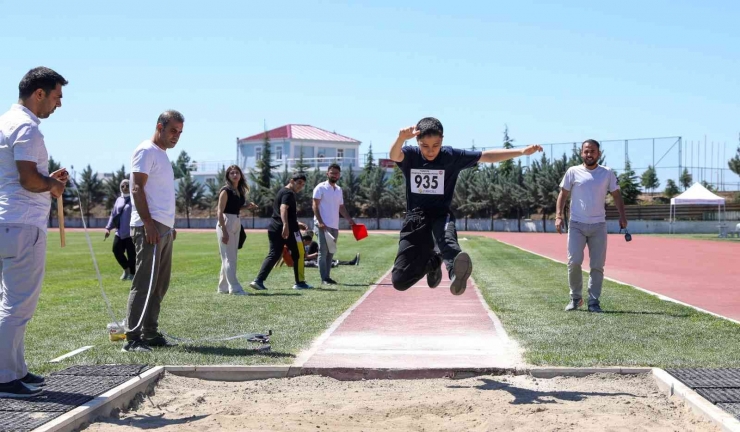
left=478, top=145, right=543, bottom=164
left=389, top=126, right=420, bottom=163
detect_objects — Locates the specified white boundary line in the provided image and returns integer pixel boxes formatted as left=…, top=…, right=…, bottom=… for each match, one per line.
left=48, top=346, right=94, bottom=363
left=493, top=237, right=740, bottom=326
left=292, top=267, right=393, bottom=367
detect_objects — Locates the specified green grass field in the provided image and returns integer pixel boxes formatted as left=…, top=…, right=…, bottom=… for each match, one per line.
left=25, top=230, right=740, bottom=375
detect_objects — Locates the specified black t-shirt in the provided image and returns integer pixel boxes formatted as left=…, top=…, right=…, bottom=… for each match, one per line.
left=397, top=145, right=481, bottom=212
left=271, top=187, right=299, bottom=231
left=220, top=186, right=245, bottom=215
left=304, top=241, right=318, bottom=257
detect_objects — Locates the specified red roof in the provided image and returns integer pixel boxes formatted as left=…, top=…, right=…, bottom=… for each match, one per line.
left=239, top=124, right=360, bottom=143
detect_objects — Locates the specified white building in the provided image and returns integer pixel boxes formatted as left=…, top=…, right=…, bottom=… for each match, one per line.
left=191, top=124, right=362, bottom=184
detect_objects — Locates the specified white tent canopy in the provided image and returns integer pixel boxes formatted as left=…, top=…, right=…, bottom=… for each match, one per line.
left=669, top=182, right=726, bottom=234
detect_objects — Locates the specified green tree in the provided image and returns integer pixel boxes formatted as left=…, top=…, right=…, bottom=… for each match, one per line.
left=78, top=164, right=106, bottom=224
left=679, top=167, right=693, bottom=190
left=338, top=164, right=361, bottom=217
left=498, top=125, right=515, bottom=177
left=537, top=154, right=569, bottom=232
left=204, top=178, right=221, bottom=218
left=171, top=150, right=194, bottom=179
left=617, top=161, right=641, bottom=205
left=294, top=146, right=311, bottom=174
left=700, top=180, right=716, bottom=192
left=249, top=133, right=280, bottom=216
left=664, top=179, right=680, bottom=199
left=728, top=144, right=740, bottom=177
left=360, top=166, right=393, bottom=227
left=47, top=156, right=74, bottom=226
left=640, top=165, right=660, bottom=194
left=176, top=172, right=207, bottom=228
left=363, top=143, right=376, bottom=174
left=103, top=164, right=128, bottom=210
left=453, top=168, right=479, bottom=227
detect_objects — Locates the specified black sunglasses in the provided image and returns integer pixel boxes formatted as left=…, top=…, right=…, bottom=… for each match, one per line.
left=620, top=228, right=632, bottom=242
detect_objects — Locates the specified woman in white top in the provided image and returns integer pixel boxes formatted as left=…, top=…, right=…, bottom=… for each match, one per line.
left=216, top=165, right=257, bottom=295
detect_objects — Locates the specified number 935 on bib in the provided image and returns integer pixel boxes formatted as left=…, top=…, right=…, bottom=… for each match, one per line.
left=410, top=169, right=444, bottom=195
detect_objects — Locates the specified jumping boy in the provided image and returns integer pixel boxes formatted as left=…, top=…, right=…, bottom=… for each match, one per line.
left=388, top=117, right=542, bottom=295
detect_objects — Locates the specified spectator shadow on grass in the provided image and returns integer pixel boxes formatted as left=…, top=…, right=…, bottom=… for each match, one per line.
left=180, top=345, right=295, bottom=358
left=448, top=378, right=639, bottom=405
left=601, top=310, right=690, bottom=318
left=98, top=414, right=209, bottom=429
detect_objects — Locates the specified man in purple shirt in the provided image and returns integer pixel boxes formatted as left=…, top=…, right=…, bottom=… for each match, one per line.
left=105, top=179, right=136, bottom=280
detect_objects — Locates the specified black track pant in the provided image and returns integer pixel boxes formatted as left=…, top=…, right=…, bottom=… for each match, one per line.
left=391, top=208, right=461, bottom=291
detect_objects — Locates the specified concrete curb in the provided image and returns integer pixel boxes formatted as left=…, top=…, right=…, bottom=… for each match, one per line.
left=31, top=366, right=164, bottom=432
left=165, top=365, right=293, bottom=381
left=652, top=368, right=740, bottom=432
left=528, top=366, right=652, bottom=378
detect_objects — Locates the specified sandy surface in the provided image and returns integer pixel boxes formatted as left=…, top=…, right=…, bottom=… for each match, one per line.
left=85, top=372, right=720, bottom=432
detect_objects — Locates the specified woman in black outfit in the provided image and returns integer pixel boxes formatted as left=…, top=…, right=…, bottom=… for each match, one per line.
left=216, top=165, right=257, bottom=295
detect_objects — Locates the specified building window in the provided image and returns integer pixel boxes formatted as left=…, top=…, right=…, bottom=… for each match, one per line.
left=255, top=147, right=262, bottom=161
left=275, top=145, right=283, bottom=160
left=337, top=148, right=344, bottom=160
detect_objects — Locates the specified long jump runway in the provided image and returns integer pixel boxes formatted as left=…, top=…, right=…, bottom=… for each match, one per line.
left=482, top=232, right=740, bottom=322
left=297, top=267, right=522, bottom=370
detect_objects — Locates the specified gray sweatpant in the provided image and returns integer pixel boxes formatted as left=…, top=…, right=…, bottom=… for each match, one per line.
left=125, top=221, right=173, bottom=340
left=567, top=221, right=607, bottom=305
left=0, top=224, right=46, bottom=383
left=317, top=227, right=339, bottom=282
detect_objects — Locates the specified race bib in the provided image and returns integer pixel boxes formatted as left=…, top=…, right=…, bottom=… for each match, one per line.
left=410, top=169, right=444, bottom=195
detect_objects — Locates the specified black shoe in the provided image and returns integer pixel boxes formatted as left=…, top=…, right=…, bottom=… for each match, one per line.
left=565, top=298, right=583, bottom=311
left=426, top=264, right=442, bottom=289
left=121, top=339, right=153, bottom=352
left=450, top=252, right=473, bottom=296
left=323, top=278, right=338, bottom=285
left=144, top=333, right=176, bottom=347
left=0, top=380, right=43, bottom=398
left=588, top=302, right=604, bottom=313
left=250, top=280, right=268, bottom=290
left=21, top=372, right=45, bottom=387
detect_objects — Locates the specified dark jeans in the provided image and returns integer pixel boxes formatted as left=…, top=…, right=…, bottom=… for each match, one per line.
left=255, top=225, right=305, bottom=284
left=391, top=208, right=461, bottom=290
left=112, top=235, right=136, bottom=274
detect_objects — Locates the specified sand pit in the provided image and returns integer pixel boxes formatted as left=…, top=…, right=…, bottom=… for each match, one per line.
left=85, top=372, right=719, bottom=431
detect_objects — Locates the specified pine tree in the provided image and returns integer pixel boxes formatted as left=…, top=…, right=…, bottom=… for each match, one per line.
left=679, top=167, right=693, bottom=190
left=78, top=164, right=106, bottom=224
left=176, top=172, right=206, bottom=228
left=104, top=165, right=128, bottom=210
left=249, top=133, right=280, bottom=216
left=499, top=125, right=515, bottom=176
left=617, top=161, right=641, bottom=205
left=664, top=179, right=680, bottom=199
left=640, top=165, right=660, bottom=194
left=728, top=144, right=740, bottom=177
left=171, top=150, right=194, bottom=179
left=338, top=164, right=361, bottom=217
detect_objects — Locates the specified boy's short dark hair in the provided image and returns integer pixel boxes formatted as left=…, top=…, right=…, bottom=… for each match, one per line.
left=292, top=172, right=307, bottom=182
left=582, top=139, right=600, bottom=150
left=18, top=67, right=68, bottom=100
left=302, top=234, right=313, bottom=241
left=416, top=117, right=444, bottom=139
left=327, top=163, right=341, bottom=172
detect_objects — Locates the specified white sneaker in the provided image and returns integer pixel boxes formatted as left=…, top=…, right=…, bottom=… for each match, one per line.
left=231, top=290, right=250, bottom=296
left=120, top=270, right=130, bottom=280
left=292, top=282, right=313, bottom=290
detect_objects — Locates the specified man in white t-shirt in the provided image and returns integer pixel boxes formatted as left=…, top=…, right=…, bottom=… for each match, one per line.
left=0, top=67, right=68, bottom=398
left=556, top=139, right=627, bottom=313
left=122, top=110, right=183, bottom=353
left=312, top=163, right=355, bottom=285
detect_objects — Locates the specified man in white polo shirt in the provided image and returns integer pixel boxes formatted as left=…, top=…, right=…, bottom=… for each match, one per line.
left=556, top=139, right=628, bottom=313
left=0, top=67, right=68, bottom=397
left=312, top=163, right=355, bottom=285
left=122, top=110, right=183, bottom=353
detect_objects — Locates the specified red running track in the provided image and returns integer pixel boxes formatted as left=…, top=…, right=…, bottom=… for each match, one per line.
left=299, top=268, right=522, bottom=369
left=480, top=232, right=740, bottom=322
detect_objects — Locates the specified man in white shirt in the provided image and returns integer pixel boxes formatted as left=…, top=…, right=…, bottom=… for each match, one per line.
left=312, top=163, right=355, bottom=285
left=122, top=110, right=183, bottom=353
left=0, top=67, right=68, bottom=398
left=556, top=139, right=627, bottom=313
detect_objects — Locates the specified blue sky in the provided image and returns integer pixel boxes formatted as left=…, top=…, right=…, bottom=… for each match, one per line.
left=2, top=0, right=739, bottom=188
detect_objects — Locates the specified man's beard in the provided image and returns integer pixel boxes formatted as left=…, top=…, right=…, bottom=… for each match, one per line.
left=328, top=178, right=338, bottom=184
left=584, top=159, right=597, bottom=167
